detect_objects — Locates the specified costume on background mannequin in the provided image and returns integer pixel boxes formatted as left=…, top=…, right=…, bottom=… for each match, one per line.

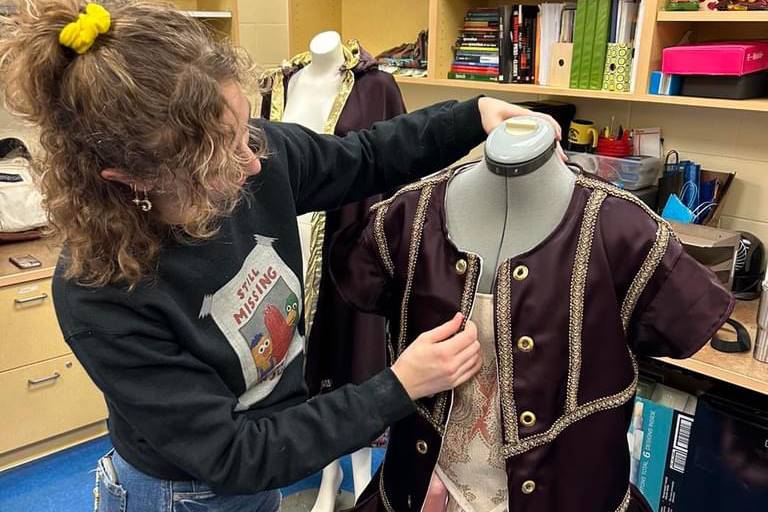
left=329, top=118, right=734, bottom=512
left=259, top=32, right=406, bottom=510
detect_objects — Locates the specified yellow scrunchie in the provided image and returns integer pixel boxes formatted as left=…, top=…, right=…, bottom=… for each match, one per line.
left=59, top=3, right=111, bottom=55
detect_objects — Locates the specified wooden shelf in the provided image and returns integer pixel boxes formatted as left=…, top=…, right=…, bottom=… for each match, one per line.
left=393, top=76, right=768, bottom=112
left=654, top=300, right=768, bottom=395
left=637, top=94, right=768, bottom=112
left=657, top=10, right=768, bottom=22
left=182, top=10, right=232, bottom=19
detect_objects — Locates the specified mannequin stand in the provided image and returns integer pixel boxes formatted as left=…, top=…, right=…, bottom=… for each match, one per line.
left=310, top=447, right=372, bottom=512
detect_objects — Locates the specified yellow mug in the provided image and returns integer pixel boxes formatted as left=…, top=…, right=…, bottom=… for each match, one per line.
left=568, top=119, right=598, bottom=150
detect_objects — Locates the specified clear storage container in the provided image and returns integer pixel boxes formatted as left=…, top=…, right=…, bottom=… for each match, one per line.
left=566, top=152, right=661, bottom=191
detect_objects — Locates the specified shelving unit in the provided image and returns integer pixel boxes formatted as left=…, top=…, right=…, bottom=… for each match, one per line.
left=181, top=10, right=233, bottom=19
left=171, top=0, right=239, bottom=43
left=393, top=76, right=768, bottom=112
left=288, top=0, right=768, bottom=112
left=657, top=9, right=768, bottom=22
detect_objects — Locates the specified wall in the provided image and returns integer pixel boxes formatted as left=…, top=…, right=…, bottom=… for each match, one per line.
left=237, top=0, right=290, bottom=69
left=397, top=83, right=768, bottom=246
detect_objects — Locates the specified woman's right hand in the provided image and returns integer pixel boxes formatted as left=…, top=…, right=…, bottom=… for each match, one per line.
left=391, top=313, right=482, bottom=400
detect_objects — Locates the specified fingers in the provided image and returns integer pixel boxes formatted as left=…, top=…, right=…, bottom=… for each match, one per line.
left=556, top=143, right=568, bottom=163
left=439, top=322, right=478, bottom=355
left=531, top=112, right=562, bottom=140
left=422, top=313, right=463, bottom=343
left=453, top=356, right=484, bottom=388
left=452, top=339, right=481, bottom=373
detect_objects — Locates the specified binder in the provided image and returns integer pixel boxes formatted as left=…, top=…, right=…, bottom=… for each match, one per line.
left=551, top=42, right=574, bottom=88
left=569, top=0, right=588, bottom=88
left=590, top=0, right=612, bottom=90
left=579, top=0, right=598, bottom=89
left=602, top=42, right=632, bottom=92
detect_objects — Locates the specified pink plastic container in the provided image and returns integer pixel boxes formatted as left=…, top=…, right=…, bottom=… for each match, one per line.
left=662, top=41, right=768, bottom=76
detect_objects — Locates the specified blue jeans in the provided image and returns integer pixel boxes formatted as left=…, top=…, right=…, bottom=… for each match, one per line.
left=94, top=450, right=282, bottom=512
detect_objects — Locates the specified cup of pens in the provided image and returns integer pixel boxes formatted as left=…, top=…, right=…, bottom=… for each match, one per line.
left=596, top=130, right=632, bottom=158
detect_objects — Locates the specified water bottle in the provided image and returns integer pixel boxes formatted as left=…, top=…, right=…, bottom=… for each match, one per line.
left=755, top=277, right=768, bottom=363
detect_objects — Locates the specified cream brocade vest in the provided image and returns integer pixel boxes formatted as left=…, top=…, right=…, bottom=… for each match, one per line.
left=436, top=293, right=508, bottom=512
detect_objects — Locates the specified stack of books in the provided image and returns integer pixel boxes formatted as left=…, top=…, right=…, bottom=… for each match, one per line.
left=449, top=7, right=500, bottom=82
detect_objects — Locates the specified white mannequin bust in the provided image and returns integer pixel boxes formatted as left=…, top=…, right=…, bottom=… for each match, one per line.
left=446, top=117, right=576, bottom=293
left=283, top=31, right=346, bottom=279
left=282, top=30, right=374, bottom=512
left=282, top=30, right=345, bottom=133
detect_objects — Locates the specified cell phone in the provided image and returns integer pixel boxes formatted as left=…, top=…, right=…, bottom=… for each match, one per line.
left=9, top=254, right=42, bottom=269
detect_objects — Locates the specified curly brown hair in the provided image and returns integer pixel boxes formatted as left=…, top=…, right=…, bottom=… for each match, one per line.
left=0, top=0, right=264, bottom=288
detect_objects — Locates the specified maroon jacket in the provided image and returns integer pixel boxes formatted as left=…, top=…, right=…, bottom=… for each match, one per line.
left=330, top=164, right=734, bottom=512
left=260, top=41, right=406, bottom=395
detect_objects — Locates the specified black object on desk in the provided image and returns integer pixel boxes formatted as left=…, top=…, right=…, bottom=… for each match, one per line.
left=711, top=317, right=752, bottom=353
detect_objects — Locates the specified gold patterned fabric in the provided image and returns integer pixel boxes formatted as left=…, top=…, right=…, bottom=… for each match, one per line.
left=436, top=294, right=508, bottom=512
left=259, top=40, right=361, bottom=338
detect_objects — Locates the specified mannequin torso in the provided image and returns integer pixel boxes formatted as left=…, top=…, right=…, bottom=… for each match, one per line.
left=278, top=31, right=374, bottom=512
left=281, top=31, right=345, bottom=132
left=446, top=154, right=576, bottom=293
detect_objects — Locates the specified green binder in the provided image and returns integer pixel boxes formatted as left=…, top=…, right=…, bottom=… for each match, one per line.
left=580, top=0, right=598, bottom=89
left=569, top=0, right=588, bottom=89
left=590, top=0, right=612, bottom=90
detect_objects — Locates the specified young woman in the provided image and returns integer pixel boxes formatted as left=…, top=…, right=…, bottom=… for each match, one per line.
left=0, top=1, right=560, bottom=510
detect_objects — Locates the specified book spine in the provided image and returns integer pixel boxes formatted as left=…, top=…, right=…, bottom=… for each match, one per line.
left=448, top=72, right=499, bottom=82
left=455, top=55, right=500, bottom=64
left=450, top=66, right=499, bottom=75
left=512, top=6, right=520, bottom=81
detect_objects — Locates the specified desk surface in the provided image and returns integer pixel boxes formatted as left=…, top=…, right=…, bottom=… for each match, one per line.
left=2, top=239, right=767, bottom=394
left=654, top=299, right=768, bottom=395
left=0, top=238, right=60, bottom=287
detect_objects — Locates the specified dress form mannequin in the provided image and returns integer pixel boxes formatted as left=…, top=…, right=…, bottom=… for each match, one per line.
left=282, top=31, right=345, bottom=132
left=282, top=31, right=346, bottom=278
left=446, top=117, right=576, bottom=292
left=281, top=30, right=374, bottom=512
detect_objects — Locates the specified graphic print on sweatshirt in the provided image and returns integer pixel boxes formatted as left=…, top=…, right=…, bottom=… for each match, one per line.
left=199, top=235, right=303, bottom=410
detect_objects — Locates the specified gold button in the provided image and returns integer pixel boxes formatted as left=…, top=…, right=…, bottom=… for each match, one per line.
left=407, top=495, right=413, bottom=508
left=521, top=480, right=536, bottom=494
left=517, top=336, right=534, bottom=352
left=513, top=264, right=529, bottom=281
left=520, top=411, right=537, bottom=427
left=455, top=258, right=468, bottom=275
left=416, top=440, right=428, bottom=455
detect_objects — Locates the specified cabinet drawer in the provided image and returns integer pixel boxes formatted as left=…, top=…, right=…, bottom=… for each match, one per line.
left=0, top=354, right=107, bottom=455
left=0, top=278, right=70, bottom=372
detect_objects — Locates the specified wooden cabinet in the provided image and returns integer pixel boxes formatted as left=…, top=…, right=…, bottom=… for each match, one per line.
left=0, top=354, right=108, bottom=455
left=1, top=278, right=70, bottom=373
left=0, top=240, right=107, bottom=471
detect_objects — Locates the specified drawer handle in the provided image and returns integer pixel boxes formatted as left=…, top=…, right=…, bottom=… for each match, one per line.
left=14, top=293, right=48, bottom=305
left=28, top=372, right=61, bottom=386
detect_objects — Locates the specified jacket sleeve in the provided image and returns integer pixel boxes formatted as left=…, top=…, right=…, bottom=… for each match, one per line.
left=626, top=228, right=735, bottom=359
left=65, top=328, right=414, bottom=495
left=261, top=97, right=485, bottom=215
left=328, top=208, right=394, bottom=316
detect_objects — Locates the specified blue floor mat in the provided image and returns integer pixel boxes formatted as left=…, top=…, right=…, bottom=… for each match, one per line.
left=0, top=436, right=385, bottom=511
left=0, top=436, right=112, bottom=511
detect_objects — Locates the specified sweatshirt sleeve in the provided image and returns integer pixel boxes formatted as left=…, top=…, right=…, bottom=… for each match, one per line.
left=261, top=97, right=485, bottom=215
left=65, top=329, right=414, bottom=495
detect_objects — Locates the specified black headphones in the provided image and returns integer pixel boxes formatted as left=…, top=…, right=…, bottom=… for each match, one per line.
left=710, top=318, right=752, bottom=353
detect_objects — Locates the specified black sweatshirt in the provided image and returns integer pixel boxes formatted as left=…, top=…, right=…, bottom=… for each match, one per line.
left=52, top=97, right=486, bottom=495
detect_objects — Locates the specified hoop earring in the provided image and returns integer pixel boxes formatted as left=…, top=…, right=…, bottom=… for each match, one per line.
left=131, top=184, right=153, bottom=212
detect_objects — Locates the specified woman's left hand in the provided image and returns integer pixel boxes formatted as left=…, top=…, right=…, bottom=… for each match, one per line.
left=477, top=97, right=567, bottom=161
